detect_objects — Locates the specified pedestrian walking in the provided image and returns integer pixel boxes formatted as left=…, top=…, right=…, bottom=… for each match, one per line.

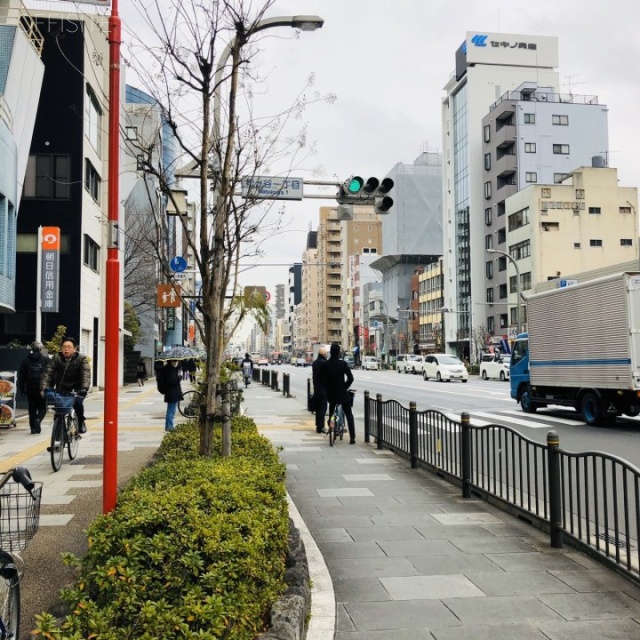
left=157, top=360, right=183, bottom=432
left=323, top=343, right=356, bottom=444
left=135, top=359, right=147, bottom=386
left=311, top=346, right=328, bottom=433
left=18, top=341, right=50, bottom=434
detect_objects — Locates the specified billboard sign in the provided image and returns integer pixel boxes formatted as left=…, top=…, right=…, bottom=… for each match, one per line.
left=463, top=31, right=558, bottom=68
left=41, top=226, right=60, bottom=313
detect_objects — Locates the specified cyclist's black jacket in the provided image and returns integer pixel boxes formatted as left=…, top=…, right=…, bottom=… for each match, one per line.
left=41, top=351, right=91, bottom=394
left=322, top=356, right=353, bottom=405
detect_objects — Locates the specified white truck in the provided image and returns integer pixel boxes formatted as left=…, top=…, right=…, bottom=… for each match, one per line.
left=510, top=272, right=640, bottom=426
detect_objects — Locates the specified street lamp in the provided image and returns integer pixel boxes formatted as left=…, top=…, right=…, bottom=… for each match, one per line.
left=487, top=248, right=523, bottom=336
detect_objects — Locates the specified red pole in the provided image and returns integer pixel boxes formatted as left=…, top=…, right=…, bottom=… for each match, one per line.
left=103, top=0, right=121, bottom=513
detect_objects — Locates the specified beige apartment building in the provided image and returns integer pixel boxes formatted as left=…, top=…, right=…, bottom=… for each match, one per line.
left=314, top=205, right=381, bottom=348
left=297, top=235, right=319, bottom=352
left=500, top=166, right=638, bottom=336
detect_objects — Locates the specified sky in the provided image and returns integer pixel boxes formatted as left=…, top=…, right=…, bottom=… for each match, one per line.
left=115, top=0, right=640, bottom=334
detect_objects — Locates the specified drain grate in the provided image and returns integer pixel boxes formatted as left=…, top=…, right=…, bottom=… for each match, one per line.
left=71, top=455, right=103, bottom=465
left=597, top=532, right=628, bottom=549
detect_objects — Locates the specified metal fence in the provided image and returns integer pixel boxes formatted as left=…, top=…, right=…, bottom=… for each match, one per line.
left=363, top=391, right=640, bottom=584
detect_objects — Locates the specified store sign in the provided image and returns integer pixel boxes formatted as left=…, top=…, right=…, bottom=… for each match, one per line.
left=41, top=226, right=60, bottom=313
left=166, top=308, right=176, bottom=330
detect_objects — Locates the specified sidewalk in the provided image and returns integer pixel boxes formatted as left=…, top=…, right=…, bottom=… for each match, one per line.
left=5, top=383, right=640, bottom=640
left=243, top=385, right=640, bottom=640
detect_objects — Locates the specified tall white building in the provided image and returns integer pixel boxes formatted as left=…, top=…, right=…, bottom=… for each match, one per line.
left=441, top=32, right=560, bottom=360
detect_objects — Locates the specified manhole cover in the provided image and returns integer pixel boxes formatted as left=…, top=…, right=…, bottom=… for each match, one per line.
left=71, top=455, right=103, bottom=465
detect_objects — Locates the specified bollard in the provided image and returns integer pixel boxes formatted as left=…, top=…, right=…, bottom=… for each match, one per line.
left=547, top=430, right=563, bottom=549
left=270, top=370, right=278, bottom=391
left=262, top=369, right=269, bottom=386
left=461, top=412, right=471, bottom=498
left=409, top=401, right=418, bottom=468
left=376, top=393, right=383, bottom=449
left=364, top=390, right=370, bottom=443
left=283, top=373, right=290, bottom=398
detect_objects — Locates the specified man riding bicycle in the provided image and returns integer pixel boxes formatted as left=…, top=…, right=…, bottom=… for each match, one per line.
left=40, top=337, right=91, bottom=434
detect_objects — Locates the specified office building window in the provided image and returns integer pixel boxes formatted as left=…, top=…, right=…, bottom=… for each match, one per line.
left=521, top=271, right=532, bottom=291
left=510, top=240, right=530, bottom=260
left=484, top=181, right=492, bottom=199
left=497, top=228, right=506, bottom=244
left=525, top=172, right=537, bottom=183
left=486, top=288, right=494, bottom=303
left=620, top=206, right=632, bottom=214
left=485, top=207, right=492, bottom=225
left=588, top=207, right=601, bottom=214
left=554, top=173, right=570, bottom=183
left=590, top=239, right=603, bottom=247
left=524, top=142, right=536, bottom=153
left=498, top=256, right=507, bottom=272
left=621, top=239, right=633, bottom=246
left=524, top=113, right=535, bottom=124
left=83, top=234, right=100, bottom=272
left=85, top=159, right=101, bottom=203
left=486, top=261, right=493, bottom=279
left=552, top=114, right=569, bottom=125
left=499, top=284, right=507, bottom=299
left=85, top=85, right=102, bottom=155
left=483, top=124, right=490, bottom=142
left=485, top=234, right=493, bottom=250
left=508, top=207, right=530, bottom=231
left=487, top=316, right=495, bottom=334
left=553, top=144, right=570, bottom=154
left=500, top=314, right=508, bottom=328
left=574, top=242, right=581, bottom=249
left=23, top=155, right=70, bottom=199
left=484, top=153, right=491, bottom=170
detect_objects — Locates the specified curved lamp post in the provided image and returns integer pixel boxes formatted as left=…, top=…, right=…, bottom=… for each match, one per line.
left=487, top=248, right=522, bottom=336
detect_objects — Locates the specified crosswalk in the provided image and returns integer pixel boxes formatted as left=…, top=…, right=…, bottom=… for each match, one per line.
left=431, top=407, right=588, bottom=431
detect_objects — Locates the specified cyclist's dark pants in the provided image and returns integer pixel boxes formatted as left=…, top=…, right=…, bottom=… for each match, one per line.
left=74, top=396, right=85, bottom=423
left=314, top=394, right=327, bottom=432
left=329, top=399, right=355, bottom=441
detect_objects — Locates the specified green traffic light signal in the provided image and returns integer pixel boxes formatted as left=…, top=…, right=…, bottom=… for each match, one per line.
left=347, top=176, right=364, bottom=194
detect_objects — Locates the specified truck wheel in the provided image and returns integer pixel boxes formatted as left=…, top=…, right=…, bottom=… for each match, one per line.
left=581, top=392, right=602, bottom=426
left=481, top=370, right=488, bottom=380
left=520, top=386, right=538, bottom=413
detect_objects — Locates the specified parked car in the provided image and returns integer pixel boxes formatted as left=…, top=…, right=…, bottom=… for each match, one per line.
left=344, top=355, right=355, bottom=368
left=479, top=353, right=511, bottom=381
left=362, top=356, right=379, bottom=371
left=396, top=353, right=421, bottom=374
left=422, top=354, right=468, bottom=382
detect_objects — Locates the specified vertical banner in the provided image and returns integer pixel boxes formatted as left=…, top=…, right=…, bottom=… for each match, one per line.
left=41, top=226, right=61, bottom=313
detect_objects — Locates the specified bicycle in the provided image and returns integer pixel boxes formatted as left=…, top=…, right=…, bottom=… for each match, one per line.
left=178, top=389, right=203, bottom=419
left=0, top=466, right=42, bottom=640
left=327, top=403, right=346, bottom=447
left=45, top=390, right=81, bottom=473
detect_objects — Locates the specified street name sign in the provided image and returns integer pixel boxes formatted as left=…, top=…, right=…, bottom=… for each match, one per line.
left=241, top=176, right=303, bottom=201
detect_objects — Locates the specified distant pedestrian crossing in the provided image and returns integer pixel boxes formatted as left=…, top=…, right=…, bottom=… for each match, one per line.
left=432, top=408, right=587, bottom=431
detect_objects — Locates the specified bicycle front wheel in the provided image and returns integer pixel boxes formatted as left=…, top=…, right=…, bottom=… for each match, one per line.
left=50, top=415, right=65, bottom=472
left=0, top=552, right=21, bottom=639
left=179, top=390, right=201, bottom=419
left=67, top=415, right=80, bottom=460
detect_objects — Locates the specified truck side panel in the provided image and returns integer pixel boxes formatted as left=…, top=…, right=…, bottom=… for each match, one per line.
left=529, top=272, right=638, bottom=390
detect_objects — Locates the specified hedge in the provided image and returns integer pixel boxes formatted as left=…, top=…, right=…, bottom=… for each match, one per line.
left=35, top=418, right=289, bottom=639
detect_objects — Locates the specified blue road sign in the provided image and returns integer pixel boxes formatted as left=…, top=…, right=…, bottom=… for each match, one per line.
left=170, top=256, right=187, bottom=273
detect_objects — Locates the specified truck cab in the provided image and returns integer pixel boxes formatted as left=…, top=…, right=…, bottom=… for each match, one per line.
left=509, top=333, right=531, bottom=404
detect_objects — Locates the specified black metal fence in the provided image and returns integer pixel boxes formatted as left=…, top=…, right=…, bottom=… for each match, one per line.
left=364, top=391, right=640, bottom=585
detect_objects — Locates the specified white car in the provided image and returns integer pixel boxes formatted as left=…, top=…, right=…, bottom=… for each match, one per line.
left=362, top=356, right=379, bottom=371
left=397, top=354, right=423, bottom=374
left=422, top=354, right=469, bottom=383
left=479, top=353, right=511, bottom=381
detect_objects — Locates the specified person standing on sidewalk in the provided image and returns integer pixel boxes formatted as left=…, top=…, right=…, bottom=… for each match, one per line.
left=323, top=343, right=356, bottom=444
left=157, top=360, right=183, bottom=432
left=18, top=341, right=50, bottom=434
left=135, top=359, right=147, bottom=386
left=311, top=346, right=328, bottom=433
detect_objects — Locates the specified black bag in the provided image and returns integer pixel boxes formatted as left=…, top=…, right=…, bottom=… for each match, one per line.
left=156, top=366, right=166, bottom=394
left=27, top=361, right=44, bottom=387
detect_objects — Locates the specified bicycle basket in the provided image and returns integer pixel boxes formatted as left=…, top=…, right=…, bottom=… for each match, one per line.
left=0, top=481, right=42, bottom=553
left=46, top=391, right=75, bottom=414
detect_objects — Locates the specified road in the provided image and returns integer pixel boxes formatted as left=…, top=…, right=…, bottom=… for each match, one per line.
left=279, top=365, right=640, bottom=468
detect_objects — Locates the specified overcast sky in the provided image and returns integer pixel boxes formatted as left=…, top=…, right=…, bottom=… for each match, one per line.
left=118, top=0, right=640, bottom=334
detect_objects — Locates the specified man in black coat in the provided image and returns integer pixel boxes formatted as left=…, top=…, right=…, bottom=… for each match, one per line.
left=18, top=341, right=50, bottom=434
left=311, top=346, right=328, bottom=433
left=157, top=360, right=183, bottom=432
left=323, top=343, right=356, bottom=444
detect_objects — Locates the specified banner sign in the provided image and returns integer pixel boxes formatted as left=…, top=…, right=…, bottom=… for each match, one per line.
left=41, top=226, right=60, bottom=313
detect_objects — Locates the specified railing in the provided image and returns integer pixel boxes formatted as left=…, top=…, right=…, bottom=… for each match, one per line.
left=363, top=391, right=640, bottom=585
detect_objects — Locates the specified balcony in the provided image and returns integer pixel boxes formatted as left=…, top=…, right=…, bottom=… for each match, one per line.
left=494, top=152, right=517, bottom=179
left=494, top=124, right=516, bottom=150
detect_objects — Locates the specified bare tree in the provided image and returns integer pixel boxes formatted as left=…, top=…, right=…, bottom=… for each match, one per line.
left=123, top=0, right=332, bottom=455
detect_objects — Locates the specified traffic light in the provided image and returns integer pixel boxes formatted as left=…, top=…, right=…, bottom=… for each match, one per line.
left=336, top=175, right=394, bottom=214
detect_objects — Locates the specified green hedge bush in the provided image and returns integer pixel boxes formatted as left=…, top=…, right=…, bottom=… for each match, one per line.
left=35, top=418, right=289, bottom=640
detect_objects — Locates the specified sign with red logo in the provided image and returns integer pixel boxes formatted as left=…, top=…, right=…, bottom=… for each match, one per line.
left=41, top=227, right=60, bottom=313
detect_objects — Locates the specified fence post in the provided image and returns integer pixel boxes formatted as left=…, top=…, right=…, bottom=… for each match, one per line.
left=283, top=373, right=290, bottom=397
left=461, top=412, right=471, bottom=498
left=364, top=391, right=370, bottom=443
left=270, top=370, right=278, bottom=391
left=409, top=401, right=418, bottom=469
left=547, top=430, right=564, bottom=549
left=376, top=393, right=383, bottom=450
